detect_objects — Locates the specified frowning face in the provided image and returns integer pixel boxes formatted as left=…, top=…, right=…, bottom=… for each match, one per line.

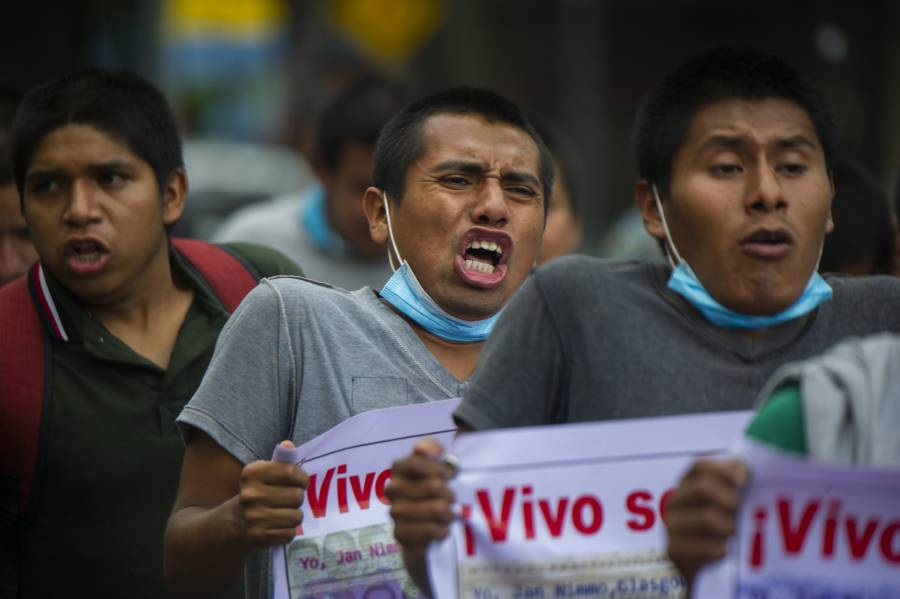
left=375, top=112, right=546, bottom=321
left=649, top=98, right=834, bottom=316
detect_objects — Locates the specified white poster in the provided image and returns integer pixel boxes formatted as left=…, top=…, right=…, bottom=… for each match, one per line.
left=271, top=398, right=460, bottom=599
left=695, top=439, right=900, bottom=599
left=427, top=411, right=753, bottom=599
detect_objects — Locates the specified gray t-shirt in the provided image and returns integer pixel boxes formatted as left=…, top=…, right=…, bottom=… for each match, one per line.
left=177, top=277, right=466, bottom=599
left=213, top=188, right=393, bottom=291
left=456, top=256, right=900, bottom=430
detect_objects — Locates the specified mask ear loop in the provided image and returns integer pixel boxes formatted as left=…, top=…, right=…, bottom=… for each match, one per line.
left=382, top=190, right=404, bottom=272
left=651, top=183, right=684, bottom=269
left=815, top=170, right=836, bottom=273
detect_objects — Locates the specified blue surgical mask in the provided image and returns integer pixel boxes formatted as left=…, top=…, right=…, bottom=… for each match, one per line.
left=651, top=184, right=832, bottom=330
left=300, top=184, right=351, bottom=256
left=378, top=191, right=499, bottom=342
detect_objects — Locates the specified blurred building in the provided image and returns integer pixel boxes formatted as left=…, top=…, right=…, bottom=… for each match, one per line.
left=4, top=0, right=899, bottom=251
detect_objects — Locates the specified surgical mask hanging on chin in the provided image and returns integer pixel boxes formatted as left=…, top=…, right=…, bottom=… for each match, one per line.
left=378, top=191, right=499, bottom=342
left=651, top=184, right=832, bottom=330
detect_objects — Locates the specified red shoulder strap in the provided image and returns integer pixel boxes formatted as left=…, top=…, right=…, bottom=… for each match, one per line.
left=0, top=270, right=46, bottom=515
left=171, top=238, right=259, bottom=312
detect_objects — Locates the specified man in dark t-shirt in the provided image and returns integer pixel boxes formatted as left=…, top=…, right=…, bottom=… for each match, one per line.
left=386, top=46, right=900, bottom=596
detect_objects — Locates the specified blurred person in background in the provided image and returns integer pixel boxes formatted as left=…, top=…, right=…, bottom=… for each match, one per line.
left=819, top=160, right=894, bottom=275
left=0, top=87, right=38, bottom=286
left=214, top=75, right=409, bottom=289
left=0, top=69, right=301, bottom=599
left=283, top=34, right=374, bottom=162
left=534, top=120, right=583, bottom=265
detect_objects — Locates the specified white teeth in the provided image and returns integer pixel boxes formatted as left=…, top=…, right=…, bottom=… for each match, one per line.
left=464, top=259, right=496, bottom=274
left=466, top=240, right=503, bottom=254
left=74, top=252, right=100, bottom=262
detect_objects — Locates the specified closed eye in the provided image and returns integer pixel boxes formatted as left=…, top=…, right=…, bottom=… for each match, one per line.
left=778, top=163, right=808, bottom=176
left=505, top=184, right=538, bottom=197
left=440, top=174, right=473, bottom=187
left=710, top=164, right=743, bottom=176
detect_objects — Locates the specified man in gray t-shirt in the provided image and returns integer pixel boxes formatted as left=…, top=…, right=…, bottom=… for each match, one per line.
left=163, top=87, right=557, bottom=599
left=386, top=46, right=900, bottom=595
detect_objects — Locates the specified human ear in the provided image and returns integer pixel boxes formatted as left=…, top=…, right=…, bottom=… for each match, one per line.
left=635, top=180, right=665, bottom=241
left=824, top=172, right=835, bottom=235
left=161, top=168, right=189, bottom=226
left=362, top=186, right=389, bottom=245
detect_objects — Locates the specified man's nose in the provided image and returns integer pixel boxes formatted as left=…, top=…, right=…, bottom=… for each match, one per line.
left=472, top=178, right=509, bottom=226
left=747, top=163, right=787, bottom=213
left=64, top=179, right=101, bottom=225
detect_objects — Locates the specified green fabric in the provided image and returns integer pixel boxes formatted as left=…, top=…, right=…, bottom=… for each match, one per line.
left=222, top=241, right=305, bottom=278
left=746, top=383, right=808, bottom=456
left=20, top=242, right=298, bottom=599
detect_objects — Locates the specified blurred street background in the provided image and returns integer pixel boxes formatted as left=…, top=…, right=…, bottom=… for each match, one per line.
left=4, top=0, right=898, bottom=253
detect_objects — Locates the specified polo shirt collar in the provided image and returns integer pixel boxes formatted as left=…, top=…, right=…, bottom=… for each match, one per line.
left=30, top=242, right=229, bottom=345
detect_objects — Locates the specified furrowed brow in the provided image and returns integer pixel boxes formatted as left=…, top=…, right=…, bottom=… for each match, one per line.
left=776, top=136, right=818, bottom=151
left=88, top=160, right=137, bottom=174
left=26, top=168, right=66, bottom=182
left=501, top=170, right=540, bottom=188
left=432, top=160, right=488, bottom=176
left=698, top=135, right=745, bottom=152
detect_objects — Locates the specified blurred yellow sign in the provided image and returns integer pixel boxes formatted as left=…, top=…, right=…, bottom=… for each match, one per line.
left=164, top=0, right=289, bottom=41
left=329, top=0, right=444, bottom=64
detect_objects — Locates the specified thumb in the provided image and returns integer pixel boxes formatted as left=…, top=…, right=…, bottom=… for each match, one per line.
left=280, top=440, right=296, bottom=449
left=413, top=437, right=445, bottom=458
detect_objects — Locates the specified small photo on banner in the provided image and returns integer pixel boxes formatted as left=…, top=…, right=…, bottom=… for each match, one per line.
left=270, top=398, right=461, bottom=599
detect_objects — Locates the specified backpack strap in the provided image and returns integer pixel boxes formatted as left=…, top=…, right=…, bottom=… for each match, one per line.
left=0, top=241, right=256, bottom=517
left=171, top=238, right=259, bottom=312
left=0, top=268, right=50, bottom=517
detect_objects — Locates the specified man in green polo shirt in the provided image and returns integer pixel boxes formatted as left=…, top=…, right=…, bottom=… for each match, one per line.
left=0, top=69, right=301, bottom=598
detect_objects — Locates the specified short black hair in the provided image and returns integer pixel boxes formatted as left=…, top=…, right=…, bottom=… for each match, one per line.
left=0, top=86, right=21, bottom=186
left=372, top=87, right=555, bottom=210
left=11, top=69, right=183, bottom=201
left=632, top=45, right=837, bottom=197
left=315, top=75, right=410, bottom=171
left=821, top=160, right=894, bottom=274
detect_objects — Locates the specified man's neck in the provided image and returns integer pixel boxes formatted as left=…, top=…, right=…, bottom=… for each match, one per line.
left=411, top=325, right=484, bottom=382
left=86, top=246, right=195, bottom=369
left=381, top=298, right=484, bottom=381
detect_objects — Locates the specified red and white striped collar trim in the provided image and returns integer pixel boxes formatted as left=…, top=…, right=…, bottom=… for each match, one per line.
left=32, top=263, right=70, bottom=342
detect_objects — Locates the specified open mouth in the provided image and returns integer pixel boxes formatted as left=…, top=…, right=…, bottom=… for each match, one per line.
left=463, top=239, right=504, bottom=274
left=740, top=228, right=794, bottom=259
left=456, top=229, right=512, bottom=288
left=63, top=237, right=111, bottom=274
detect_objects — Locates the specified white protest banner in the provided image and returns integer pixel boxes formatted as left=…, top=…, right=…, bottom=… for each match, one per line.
left=271, top=398, right=460, bottom=599
left=427, top=410, right=753, bottom=599
left=694, top=439, right=900, bottom=598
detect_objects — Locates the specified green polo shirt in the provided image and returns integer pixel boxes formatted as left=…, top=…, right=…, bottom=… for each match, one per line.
left=20, top=242, right=301, bottom=599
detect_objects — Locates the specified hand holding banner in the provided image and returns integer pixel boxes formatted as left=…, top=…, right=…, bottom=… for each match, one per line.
left=427, top=411, right=753, bottom=599
left=695, top=439, right=900, bottom=598
left=271, top=398, right=461, bottom=599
